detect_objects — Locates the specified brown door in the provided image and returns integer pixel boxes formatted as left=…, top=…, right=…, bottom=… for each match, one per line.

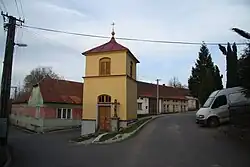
left=99, top=106, right=111, bottom=131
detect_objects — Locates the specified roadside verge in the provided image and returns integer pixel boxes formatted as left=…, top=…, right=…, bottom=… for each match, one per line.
left=92, top=115, right=162, bottom=144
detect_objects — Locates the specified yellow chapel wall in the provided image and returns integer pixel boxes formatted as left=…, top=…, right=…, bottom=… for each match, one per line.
left=85, top=51, right=127, bottom=76
left=126, top=52, right=137, bottom=80
left=125, top=53, right=138, bottom=120
left=82, top=51, right=128, bottom=120
left=83, top=77, right=127, bottom=120
left=126, top=79, right=137, bottom=120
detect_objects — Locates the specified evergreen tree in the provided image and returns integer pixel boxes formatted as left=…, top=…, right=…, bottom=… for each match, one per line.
left=218, top=43, right=239, bottom=88
left=232, top=28, right=250, bottom=97
left=188, top=43, right=222, bottom=105
left=238, top=43, right=250, bottom=97
left=214, top=65, right=223, bottom=90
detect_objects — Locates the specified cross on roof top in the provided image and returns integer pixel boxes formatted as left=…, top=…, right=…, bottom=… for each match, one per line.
left=111, top=22, right=115, bottom=37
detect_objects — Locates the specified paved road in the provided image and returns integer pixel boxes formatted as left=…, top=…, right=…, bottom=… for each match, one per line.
left=9, top=112, right=250, bottom=167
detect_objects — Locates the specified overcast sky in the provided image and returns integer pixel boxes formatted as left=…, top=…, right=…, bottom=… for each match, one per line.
left=0, top=0, right=249, bottom=88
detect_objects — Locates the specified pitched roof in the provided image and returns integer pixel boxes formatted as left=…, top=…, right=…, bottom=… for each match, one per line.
left=13, top=92, right=31, bottom=104
left=82, top=37, right=140, bottom=63
left=13, top=79, right=190, bottom=104
left=13, top=78, right=83, bottom=104
left=137, top=81, right=190, bottom=100
left=83, top=37, right=128, bottom=54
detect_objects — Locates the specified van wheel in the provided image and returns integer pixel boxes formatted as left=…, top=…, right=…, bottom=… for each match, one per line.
left=208, top=117, right=219, bottom=128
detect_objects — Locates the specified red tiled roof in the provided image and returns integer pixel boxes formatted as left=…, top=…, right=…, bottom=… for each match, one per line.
left=83, top=37, right=128, bottom=55
left=13, top=79, right=190, bottom=104
left=13, top=78, right=83, bottom=105
left=82, top=37, right=140, bottom=63
left=39, top=78, right=83, bottom=104
left=13, top=92, right=31, bottom=104
left=137, top=81, right=190, bottom=100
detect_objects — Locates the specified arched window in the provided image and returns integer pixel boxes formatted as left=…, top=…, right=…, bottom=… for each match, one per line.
left=99, top=58, right=111, bottom=76
left=98, top=95, right=111, bottom=103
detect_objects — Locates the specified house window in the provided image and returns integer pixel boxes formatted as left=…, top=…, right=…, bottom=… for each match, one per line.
left=137, top=103, right=142, bottom=110
left=57, top=108, right=72, bottom=119
left=99, top=57, right=111, bottom=76
left=130, top=61, right=133, bottom=77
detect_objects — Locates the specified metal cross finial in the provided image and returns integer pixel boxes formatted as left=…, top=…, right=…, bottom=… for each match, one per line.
left=111, top=22, right=115, bottom=37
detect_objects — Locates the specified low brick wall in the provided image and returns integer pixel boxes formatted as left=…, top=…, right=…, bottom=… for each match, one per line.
left=229, top=104, right=250, bottom=128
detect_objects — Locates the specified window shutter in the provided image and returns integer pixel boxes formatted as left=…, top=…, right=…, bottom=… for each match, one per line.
left=100, top=62, right=105, bottom=75
left=106, top=61, right=110, bottom=75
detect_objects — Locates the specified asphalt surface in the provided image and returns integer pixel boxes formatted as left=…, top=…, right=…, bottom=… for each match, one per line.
left=9, top=112, right=250, bottom=167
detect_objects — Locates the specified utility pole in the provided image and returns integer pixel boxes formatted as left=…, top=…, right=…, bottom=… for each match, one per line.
left=156, top=79, right=161, bottom=115
left=0, top=12, right=24, bottom=146
left=11, top=86, right=18, bottom=99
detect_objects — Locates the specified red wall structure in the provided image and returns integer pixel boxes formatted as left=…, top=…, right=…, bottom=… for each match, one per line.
left=11, top=104, right=82, bottom=120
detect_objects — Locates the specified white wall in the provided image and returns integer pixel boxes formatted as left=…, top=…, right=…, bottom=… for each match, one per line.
left=186, top=96, right=197, bottom=110
left=137, top=97, right=149, bottom=114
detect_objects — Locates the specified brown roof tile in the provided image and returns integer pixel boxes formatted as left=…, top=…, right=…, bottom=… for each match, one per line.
left=83, top=37, right=128, bottom=55
left=82, top=37, right=140, bottom=63
left=39, top=78, right=83, bottom=104
left=137, top=81, right=190, bottom=100
left=12, top=79, right=190, bottom=104
left=12, top=92, right=31, bottom=104
left=13, top=78, right=83, bottom=104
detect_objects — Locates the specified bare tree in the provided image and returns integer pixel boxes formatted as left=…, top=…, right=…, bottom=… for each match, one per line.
left=23, top=66, right=62, bottom=92
left=168, top=76, right=184, bottom=88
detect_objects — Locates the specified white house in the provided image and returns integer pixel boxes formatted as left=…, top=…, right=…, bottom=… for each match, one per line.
left=137, top=82, right=198, bottom=115
left=137, top=97, right=149, bottom=114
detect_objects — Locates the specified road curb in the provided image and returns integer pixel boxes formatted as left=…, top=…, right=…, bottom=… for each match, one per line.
left=93, top=115, right=163, bottom=144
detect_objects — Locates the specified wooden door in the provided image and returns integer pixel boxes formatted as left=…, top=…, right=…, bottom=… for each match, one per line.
left=149, top=98, right=157, bottom=114
left=99, top=106, right=111, bottom=131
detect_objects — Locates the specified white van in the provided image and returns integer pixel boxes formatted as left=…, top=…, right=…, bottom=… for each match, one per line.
left=196, top=87, right=250, bottom=127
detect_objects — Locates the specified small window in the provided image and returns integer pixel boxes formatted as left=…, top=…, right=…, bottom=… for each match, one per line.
left=57, top=108, right=62, bottom=118
left=67, top=109, right=71, bottom=119
left=211, top=95, right=227, bottom=109
left=99, top=58, right=111, bottom=76
left=137, top=103, right=142, bottom=110
left=62, top=109, right=67, bottom=118
left=145, top=106, right=148, bottom=109
left=98, top=95, right=111, bottom=103
left=57, top=108, right=72, bottom=119
left=130, top=61, right=133, bottom=77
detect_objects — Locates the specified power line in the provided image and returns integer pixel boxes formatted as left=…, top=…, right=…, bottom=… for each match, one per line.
left=14, top=0, right=21, bottom=18
left=0, top=0, right=7, bottom=12
left=21, top=24, right=248, bottom=46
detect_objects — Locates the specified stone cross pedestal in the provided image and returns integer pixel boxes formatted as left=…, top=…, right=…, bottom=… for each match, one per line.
left=111, top=117, right=120, bottom=132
